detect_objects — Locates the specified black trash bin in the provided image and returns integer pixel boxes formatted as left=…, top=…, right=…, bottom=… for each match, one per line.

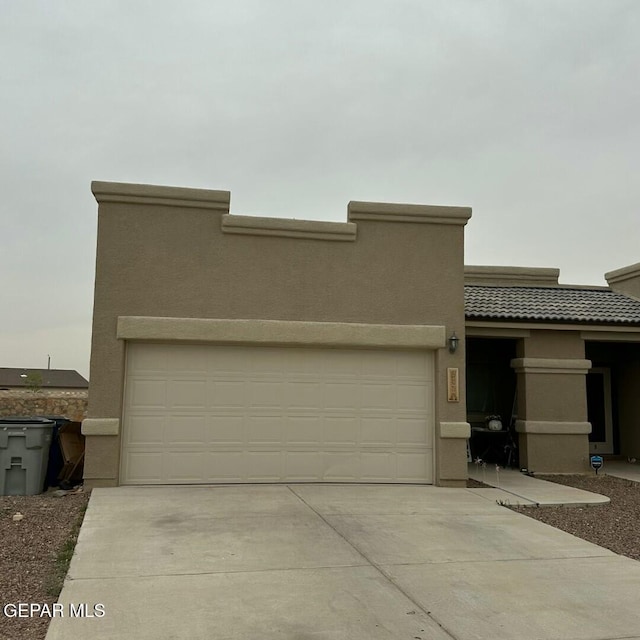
left=35, top=415, right=71, bottom=489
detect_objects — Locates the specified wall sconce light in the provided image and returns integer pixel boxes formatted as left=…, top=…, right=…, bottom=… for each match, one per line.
left=448, top=332, right=459, bottom=354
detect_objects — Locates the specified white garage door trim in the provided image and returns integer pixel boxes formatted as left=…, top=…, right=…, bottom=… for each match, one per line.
left=121, top=343, right=435, bottom=485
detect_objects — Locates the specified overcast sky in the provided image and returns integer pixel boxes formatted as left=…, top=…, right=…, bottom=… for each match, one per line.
left=1, top=0, right=639, bottom=379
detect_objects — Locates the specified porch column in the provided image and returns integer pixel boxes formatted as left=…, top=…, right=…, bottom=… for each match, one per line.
left=511, top=331, right=592, bottom=473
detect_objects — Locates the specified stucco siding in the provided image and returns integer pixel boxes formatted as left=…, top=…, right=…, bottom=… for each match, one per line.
left=513, top=330, right=591, bottom=472
left=85, top=182, right=471, bottom=486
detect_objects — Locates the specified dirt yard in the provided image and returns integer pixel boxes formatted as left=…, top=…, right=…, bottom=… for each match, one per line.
left=0, top=490, right=90, bottom=640
left=510, top=474, right=640, bottom=561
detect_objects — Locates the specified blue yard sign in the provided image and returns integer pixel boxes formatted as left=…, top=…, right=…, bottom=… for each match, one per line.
left=590, top=455, right=604, bottom=474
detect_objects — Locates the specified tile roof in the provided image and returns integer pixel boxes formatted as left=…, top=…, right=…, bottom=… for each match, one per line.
left=0, top=368, right=89, bottom=389
left=465, top=286, right=640, bottom=325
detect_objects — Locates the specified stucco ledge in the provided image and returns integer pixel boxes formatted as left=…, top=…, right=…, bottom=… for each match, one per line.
left=82, top=418, right=120, bottom=436
left=515, top=420, right=592, bottom=435
left=117, top=317, right=447, bottom=350
left=439, top=422, right=471, bottom=439
left=510, top=358, right=592, bottom=375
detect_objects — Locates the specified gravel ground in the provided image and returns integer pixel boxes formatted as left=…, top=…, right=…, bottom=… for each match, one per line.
left=510, top=474, right=640, bottom=561
left=0, top=490, right=90, bottom=640
left=466, top=478, right=491, bottom=488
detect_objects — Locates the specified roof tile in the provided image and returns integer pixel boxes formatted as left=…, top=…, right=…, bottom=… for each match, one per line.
left=0, top=368, right=89, bottom=388
left=465, top=286, right=640, bottom=325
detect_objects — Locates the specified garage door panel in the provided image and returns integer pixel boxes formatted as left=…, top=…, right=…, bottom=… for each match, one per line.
left=206, top=451, right=244, bottom=482
left=122, top=344, right=434, bottom=484
left=361, top=383, right=396, bottom=410
left=207, top=348, right=250, bottom=373
left=324, top=417, right=359, bottom=445
left=397, top=352, right=432, bottom=377
left=168, top=379, right=207, bottom=409
left=165, top=415, right=207, bottom=445
left=246, top=416, right=284, bottom=444
left=360, top=351, right=395, bottom=375
left=324, top=383, right=360, bottom=410
left=285, top=416, right=322, bottom=444
left=207, top=416, right=244, bottom=444
left=322, top=452, right=357, bottom=481
left=321, top=351, right=361, bottom=377
left=246, top=451, right=284, bottom=481
left=123, top=452, right=163, bottom=484
left=285, top=451, right=325, bottom=480
left=165, top=451, right=207, bottom=483
left=249, top=349, right=284, bottom=374
left=361, top=452, right=395, bottom=480
left=397, top=452, right=432, bottom=482
left=361, top=418, right=395, bottom=446
left=131, top=348, right=168, bottom=374
left=396, top=418, right=430, bottom=446
left=125, top=415, right=166, bottom=445
left=129, top=379, right=167, bottom=409
left=282, top=349, right=323, bottom=374
left=397, top=384, right=428, bottom=411
left=285, top=381, right=324, bottom=409
left=170, top=348, right=208, bottom=374
left=211, top=381, right=246, bottom=408
left=248, top=381, right=284, bottom=408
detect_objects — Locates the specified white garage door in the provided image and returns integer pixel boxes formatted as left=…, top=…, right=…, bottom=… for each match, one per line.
left=121, top=343, right=434, bottom=484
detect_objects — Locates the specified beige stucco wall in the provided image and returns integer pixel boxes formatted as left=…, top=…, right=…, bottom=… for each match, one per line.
left=465, top=266, right=560, bottom=287
left=517, top=373, right=588, bottom=423
left=85, top=182, right=471, bottom=486
left=516, top=330, right=585, bottom=359
left=605, top=262, right=640, bottom=300
left=518, top=434, right=590, bottom=474
left=513, top=330, right=591, bottom=473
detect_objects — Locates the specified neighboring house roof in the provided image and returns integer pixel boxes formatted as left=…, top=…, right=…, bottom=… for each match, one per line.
left=465, top=285, right=640, bottom=325
left=0, top=368, right=89, bottom=389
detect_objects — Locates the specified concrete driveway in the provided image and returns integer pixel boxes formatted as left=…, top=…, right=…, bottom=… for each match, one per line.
left=47, top=485, right=640, bottom=640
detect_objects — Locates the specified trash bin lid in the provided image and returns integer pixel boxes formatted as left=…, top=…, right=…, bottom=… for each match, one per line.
left=31, top=415, right=71, bottom=427
left=0, top=417, right=56, bottom=426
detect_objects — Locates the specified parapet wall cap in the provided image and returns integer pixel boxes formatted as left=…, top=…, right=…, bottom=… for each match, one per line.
left=464, top=265, right=560, bottom=287
left=221, top=214, right=356, bottom=242
left=605, top=261, right=640, bottom=284
left=347, top=200, right=472, bottom=225
left=91, top=181, right=231, bottom=211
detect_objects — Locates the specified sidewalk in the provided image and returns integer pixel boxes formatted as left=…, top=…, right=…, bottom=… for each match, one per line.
left=467, top=463, right=610, bottom=506
left=603, top=460, right=640, bottom=483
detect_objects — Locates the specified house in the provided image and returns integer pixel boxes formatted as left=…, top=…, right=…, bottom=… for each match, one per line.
left=82, top=180, right=640, bottom=488
left=0, top=368, right=89, bottom=422
left=0, top=368, right=88, bottom=394
left=464, top=266, right=640, bottom=473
